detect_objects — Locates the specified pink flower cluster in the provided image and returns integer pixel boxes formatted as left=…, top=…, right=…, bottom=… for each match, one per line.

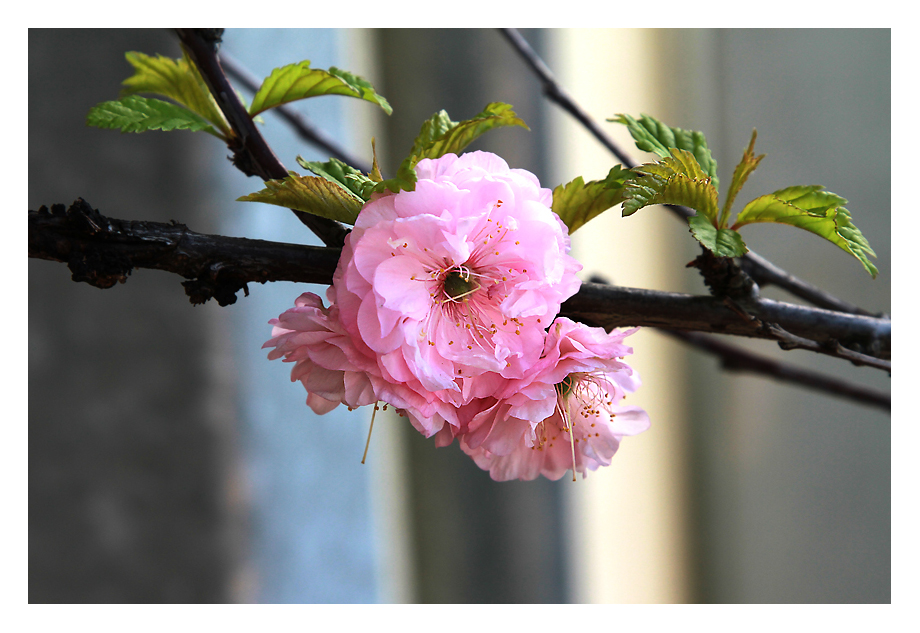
left=265, top=152, right=649, bottom=480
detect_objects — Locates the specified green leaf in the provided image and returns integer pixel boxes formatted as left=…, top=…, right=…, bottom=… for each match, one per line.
left=248, top=61, right=392, bottom=117
left=720, top=129, right=765, bottom=227
left=622, top=148, right=720, bottom=221
left=297, top=156, right=378, bottom=201
left=237, top=171, right=363, bottom=225
left=371, top=102, right=529, bottom=196
left=734, top=185, right=878, bottom=277
left=688, top=215, right=748, bottom=257
left=120, top=51, right=230, bottom=137
left=409, top=102, right=529, bottom=162
left=551, top=165, right=632, bottom=234
left=611, top=113, right=719, bottom=191
left=86, top=95, right=222, bottom=137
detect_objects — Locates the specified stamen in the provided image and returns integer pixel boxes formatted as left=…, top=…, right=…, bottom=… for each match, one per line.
left=361, top=403, right=379, bottom=464
left=555, top=393, right=578, bottom=482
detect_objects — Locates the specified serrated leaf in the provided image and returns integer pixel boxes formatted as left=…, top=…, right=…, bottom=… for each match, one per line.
left=552, top=165, right=632, bottom=234
left=297, top=155, right=378, bottom=201
left=237, top=171, right=363, bottom=225
left=86, top=95, right=222, bottom=137
left=371, top=102, right=529, bottom=196
left=734, top=185, right=877, bottom=277
left=688, top=215, right=748, bottom=257
left=328, top=66, right=393, bottom=115
left=248, top=61, right=391, bottom=117
left=720, top=129, right=765, bottom=227
left=120, top=51, right=230, bottom=137
left=622, top=149, right=720, bottom=221
left=611, top=113, right=719, bottom=191
left=410, top=102, right=529, bottom=162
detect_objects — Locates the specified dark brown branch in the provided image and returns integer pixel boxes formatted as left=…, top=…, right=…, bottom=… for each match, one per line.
left=560, top=283, right=890, bottom=363
left=174, top=28, right=349, bottom=249
left=498, top=27, right=881, bottom=318
left=29, top=199, right=338, bottom=306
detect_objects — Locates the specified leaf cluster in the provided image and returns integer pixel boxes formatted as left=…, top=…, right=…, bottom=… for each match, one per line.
left=87, top=52, right=232, bottom=139
left=239, top=102, right=529, bottom=223
left=375, top=102, right=530, bottom=195
left=600, top=114, right=877, bottom=277
left=86, top=51, right=391, bottom=140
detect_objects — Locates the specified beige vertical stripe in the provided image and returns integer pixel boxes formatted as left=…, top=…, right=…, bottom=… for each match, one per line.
left=548, top=28, right=692, bottom=604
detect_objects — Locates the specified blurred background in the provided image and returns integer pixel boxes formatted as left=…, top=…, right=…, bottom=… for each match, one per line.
left=28, top=28, right=890, bottom=603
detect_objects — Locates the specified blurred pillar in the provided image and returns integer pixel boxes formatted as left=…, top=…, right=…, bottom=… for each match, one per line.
left=373, top=28, right=569, bottom=603
left=547, top=28, right=695, bottom=603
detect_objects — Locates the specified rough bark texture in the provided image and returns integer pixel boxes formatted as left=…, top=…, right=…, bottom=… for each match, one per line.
left=29, top=199, right=339, bottom=305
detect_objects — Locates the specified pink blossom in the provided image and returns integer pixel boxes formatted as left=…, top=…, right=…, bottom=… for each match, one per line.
left=263, top=292, right=379, bottom=415
left=264, top=152, right=647, bottom=482
left=264, top=291, right=467, bottom=437
left=458, top=318, right=650, bottom=481
left=333, top=151, right=582, bottom=404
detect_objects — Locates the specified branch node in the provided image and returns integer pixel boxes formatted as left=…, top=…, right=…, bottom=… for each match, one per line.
left=689, top=248, right=758, bottom=300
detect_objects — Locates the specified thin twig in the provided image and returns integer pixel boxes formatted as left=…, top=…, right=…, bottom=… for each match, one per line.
left=498, top=28, right=635, bottom=167
left=663, top=330, right=890, bottom=411
left=764, top=323, right=891, bottom=371
left=721, top=297, right=891, bottom=371
left=174, top=29, right=349, bottom=249
left=498, top=28, right=880, bottom=318
left=738, top=252, right=877, bottom=316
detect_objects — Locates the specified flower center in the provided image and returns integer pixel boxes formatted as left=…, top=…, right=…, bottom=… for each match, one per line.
left=443, top=269, right=478, bottom=301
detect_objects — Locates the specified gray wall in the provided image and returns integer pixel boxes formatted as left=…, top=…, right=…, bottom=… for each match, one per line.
left=29, top=29, right=241, bottom=602
left=661, top=29, right=891, bottom=603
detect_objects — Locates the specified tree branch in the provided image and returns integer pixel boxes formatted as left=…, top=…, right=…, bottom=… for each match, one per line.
left=29, top=200, right=338, bottom=306
left=498, top=27, right=881, bottom=318
left=561, top=282, right=890, bottom=364
left=30, top=199, right=890, bottom=364
left=174, top=28, right=349, bottom=249
left=663, top=330, right=889, bottom=411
